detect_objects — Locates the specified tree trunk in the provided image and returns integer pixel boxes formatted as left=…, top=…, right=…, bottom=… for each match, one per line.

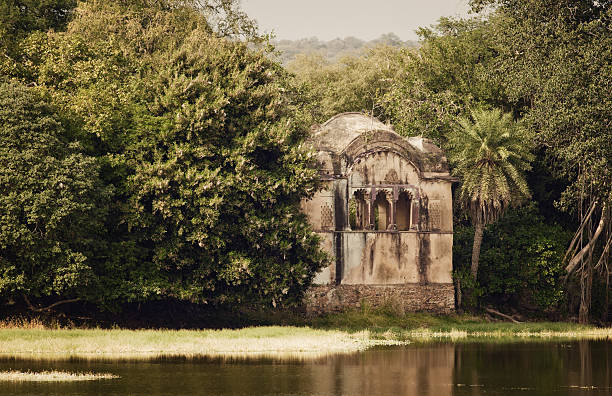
left=455, top=277, right=462, bottom=311
left=579, top=245, right=594, bottom=324
left=471, top=222, right=484, bottom=280
left=579, top=261, right=592, bottom=324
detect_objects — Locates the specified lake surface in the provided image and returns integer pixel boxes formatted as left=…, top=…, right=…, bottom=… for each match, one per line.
left=1, top=340, right=610, bottom=395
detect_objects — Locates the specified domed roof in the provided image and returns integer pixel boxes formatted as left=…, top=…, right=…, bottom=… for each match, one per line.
left=310, top=112, right=450, bottom=174
left=312, top=113, right=394, bottom=152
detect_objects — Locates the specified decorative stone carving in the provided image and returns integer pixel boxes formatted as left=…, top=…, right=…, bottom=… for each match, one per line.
left=384, top=169, right=400, bottom=184
left=321, top=203, right=334, bottom=230
left=429, top=201, right=441, bottom=231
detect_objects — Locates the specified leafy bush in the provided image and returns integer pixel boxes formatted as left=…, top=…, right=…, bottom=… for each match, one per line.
left=454, top=204, right=571, bottom=311
left=124, top=29, right=327, bottom=306
left=0, top=80, right=110, bottom=304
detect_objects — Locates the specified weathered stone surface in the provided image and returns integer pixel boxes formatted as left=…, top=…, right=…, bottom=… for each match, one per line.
left=340, top=232, right=420, bottom=284
left=302, top=113, right=457, bottom=313
left=304, top=284, right=456, bottom=315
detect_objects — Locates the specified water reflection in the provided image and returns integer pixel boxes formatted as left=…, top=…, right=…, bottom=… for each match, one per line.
left=0, top=340, right=609, bottom=395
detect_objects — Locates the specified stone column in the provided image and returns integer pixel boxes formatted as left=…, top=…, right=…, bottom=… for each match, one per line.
left=368, top=187, right=375, bottom=230
left=389, top=187, right=397, bottom=230
left=411, top=199, right=420, bottom=230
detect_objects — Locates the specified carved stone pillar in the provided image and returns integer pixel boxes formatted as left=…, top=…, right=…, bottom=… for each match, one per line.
left=411, top=199, right=420, bottom=230
left=367, top=187, right=375, bottom=230
left=388, top=188, right=397, bottom=230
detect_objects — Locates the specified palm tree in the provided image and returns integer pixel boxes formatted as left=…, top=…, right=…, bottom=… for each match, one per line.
left=448, top=108, right=534, bottom=280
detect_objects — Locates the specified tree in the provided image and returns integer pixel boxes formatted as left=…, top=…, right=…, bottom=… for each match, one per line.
left=287, top=45, right=402, bottom=123
left=122, top=28, right=327, bottom=306
left=448, top=108, right=534, bottom=281
left=381, top=17, right=510, bottom=144
left=469, top=0, right=611, bottom=322
left=0, top=80, right=110, bottom=310
left=31, top=0, right=326, bottom=308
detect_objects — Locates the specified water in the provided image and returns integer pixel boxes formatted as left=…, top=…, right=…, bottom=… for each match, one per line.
left=1, top=340, right=610, bottom=395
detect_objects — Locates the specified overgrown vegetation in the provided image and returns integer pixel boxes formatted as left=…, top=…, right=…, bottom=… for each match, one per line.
left=0, top=0, right=610, bottom=323
left=0, top=325, right=394, bottom=359
left=0, top=0, right=326, bottom=311
left=288, top=0, right=610, bottom=323
left=454, top=205, right=571, bottom=312
left=0, top=370, right=118, bottom=382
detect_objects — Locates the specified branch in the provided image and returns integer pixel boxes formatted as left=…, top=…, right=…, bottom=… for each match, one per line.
left=594, top=233, right=612, bottom=270
left=22, top=294, right=80, bottom=313
left=563, top=201, right=597, bottom=263
left=484, top=307, right=521, bottom=323
left=566, top=203, right=608, bottom=274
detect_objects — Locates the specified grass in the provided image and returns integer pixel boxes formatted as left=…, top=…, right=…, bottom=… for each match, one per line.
left=307, top=308, right=612, bottom=342
left=0, top=309, right=609, bottom=361
left=0, top=370, right=118, bottom=382
left=0, top=326, right=402, bottom=360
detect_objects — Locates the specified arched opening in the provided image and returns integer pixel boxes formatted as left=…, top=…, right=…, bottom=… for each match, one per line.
left=374, top=191, right=390, bottom=230
left=396, top=190, right=412, bottom=231
left=350, top=190, right=369, bottom=230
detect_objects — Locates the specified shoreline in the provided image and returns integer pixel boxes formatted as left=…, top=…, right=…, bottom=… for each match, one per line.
left=0, top=327, right=399, bottom=360
left=0, top=322, right=610, bottom=361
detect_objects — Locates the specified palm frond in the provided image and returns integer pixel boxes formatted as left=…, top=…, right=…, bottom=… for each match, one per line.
left=449, top=107, right=535, bottom=226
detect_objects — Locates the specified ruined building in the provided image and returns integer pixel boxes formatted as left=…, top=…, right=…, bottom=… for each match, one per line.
left=302, top=113, right=456, bottom=313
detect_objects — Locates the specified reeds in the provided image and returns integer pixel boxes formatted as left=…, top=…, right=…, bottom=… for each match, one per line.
left=0, top=370, right=118, bottom=382
left=398, top=327, right=612, bottom=343
left=0, top=317, right=60, bottom=330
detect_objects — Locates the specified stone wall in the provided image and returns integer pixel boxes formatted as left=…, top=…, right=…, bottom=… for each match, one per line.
left=304, top=283, right=455, bottom=315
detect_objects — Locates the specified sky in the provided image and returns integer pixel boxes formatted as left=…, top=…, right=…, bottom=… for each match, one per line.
left=241, top=0, right=472, bottom=41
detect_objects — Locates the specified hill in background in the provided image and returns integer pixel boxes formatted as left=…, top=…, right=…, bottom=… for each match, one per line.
left=272, top=33, right=418, bottom=64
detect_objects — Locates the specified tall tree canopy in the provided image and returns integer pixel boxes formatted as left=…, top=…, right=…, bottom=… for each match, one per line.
left=448, top=108, right=534, bottom=280
left=0, top=0, right=327, bottom=311
left=471, top=0, right=611, bottom=322
left=286, top=46, right=402, bottom=123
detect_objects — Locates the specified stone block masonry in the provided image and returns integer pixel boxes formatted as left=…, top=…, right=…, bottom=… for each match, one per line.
left=304, top=284, right=455, bottom=315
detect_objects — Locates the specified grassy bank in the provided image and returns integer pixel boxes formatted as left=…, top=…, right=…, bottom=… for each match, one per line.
left=306, top=309, right=612, bottom=342
left=0, top=310, right=610, bottom=360
left=0, top=326, right=400, bottom=360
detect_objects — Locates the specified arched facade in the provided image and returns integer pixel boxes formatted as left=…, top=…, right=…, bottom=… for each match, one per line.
left=301, top=113, right=456, bottom=313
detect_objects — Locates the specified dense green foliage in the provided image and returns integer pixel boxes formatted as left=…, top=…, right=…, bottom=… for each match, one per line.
left=382, top=18, right=507, bottom=144
left=287, top=46, right=401, bottom=122
left=0, top=0, right=76, bottom=76
left=454, top=206, right=571, bottom=311
left=0, top=0, right=609, bottom=320
left=124, top=30, right=326, bottom=305
left=474, top=0, right=611, bottom=212
left=0, top=81, right=109, bottom=303
left=0, top=0, right=326, bottom=310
